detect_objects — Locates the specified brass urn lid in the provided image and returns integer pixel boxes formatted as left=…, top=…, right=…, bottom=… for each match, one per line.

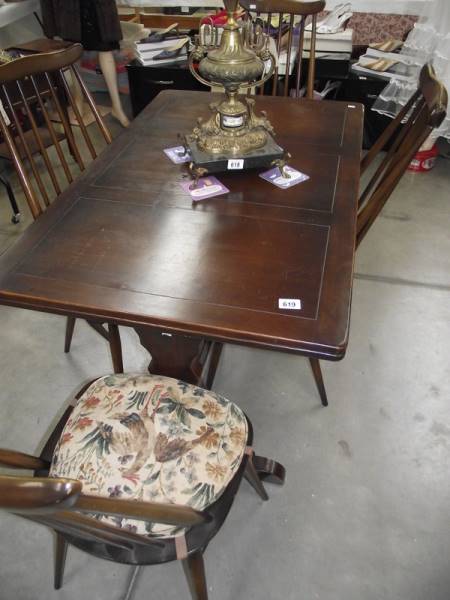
left=198, top=0, right=264, bottom=87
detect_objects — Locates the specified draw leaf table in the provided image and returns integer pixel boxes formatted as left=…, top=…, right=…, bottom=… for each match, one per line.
left=0, top=91, right=363, bottom=399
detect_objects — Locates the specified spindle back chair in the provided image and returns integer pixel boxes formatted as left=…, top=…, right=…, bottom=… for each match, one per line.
left=0, top=44, right=123, bottom=372
left=241, top=0, right=325, bottom=98
left=357, top=62, right=447, bottom=246
left=309, top=63, right=448, bottom=408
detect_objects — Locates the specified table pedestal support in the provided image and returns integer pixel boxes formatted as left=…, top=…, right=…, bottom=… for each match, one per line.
left=133, top=328, right=223, bottom=390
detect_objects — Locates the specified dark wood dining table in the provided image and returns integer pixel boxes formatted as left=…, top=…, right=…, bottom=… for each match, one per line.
left=0, top=90, right=363, bottom=389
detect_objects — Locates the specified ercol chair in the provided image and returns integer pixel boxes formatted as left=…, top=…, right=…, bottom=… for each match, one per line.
left=0, top=44, right=124, bottom=373
left=0, top=372, right=284, bottom=600
left=311, top=63, right=448, bottom=407
left=240, top=0, right=325, bottom=99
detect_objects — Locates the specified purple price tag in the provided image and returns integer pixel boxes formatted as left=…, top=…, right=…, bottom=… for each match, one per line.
left=164, top=146, right=191, bottom=164
left=260, top=166, right=309, bottom=189
left=180, top=176, right=229, bottom=201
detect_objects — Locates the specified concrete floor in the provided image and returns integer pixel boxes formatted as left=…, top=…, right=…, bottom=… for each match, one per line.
left=0, top=106, right=449, bottom=600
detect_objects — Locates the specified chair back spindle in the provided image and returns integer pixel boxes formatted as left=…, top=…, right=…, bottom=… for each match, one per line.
left=241, top=0, right=325, bottom=99
left=0, top=44, right=112, bottom=220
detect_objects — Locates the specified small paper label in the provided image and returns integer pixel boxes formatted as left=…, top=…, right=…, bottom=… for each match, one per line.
left=181, top=5, right=189, bottom=11
left=227, top=159, right=244, bottom=170
left=223, top=115, right=244, bottom=128
left=278, top=298, right=302, bottom=310
left=164, top=146, right=190, bottom=164
left=180, top=176, right=229, bottom=202
left=250, top=3, right=256, bottom=8
left=260, top=166, right=309, bottom=189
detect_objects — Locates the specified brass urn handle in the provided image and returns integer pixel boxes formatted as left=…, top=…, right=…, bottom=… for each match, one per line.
left=188, top=51, right=276, bottom=93
left=235, top=53, right=276, bottom=92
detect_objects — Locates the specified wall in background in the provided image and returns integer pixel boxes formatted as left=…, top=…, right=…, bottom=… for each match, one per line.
left=325, top=0, right=427, bottom=15
left=120, top=0, right=428, bottom=15
left=0, top=0, right=42, bottom=48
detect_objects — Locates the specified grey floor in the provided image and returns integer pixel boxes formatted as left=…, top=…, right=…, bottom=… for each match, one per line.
left=0, top=108, right=449, bottom=600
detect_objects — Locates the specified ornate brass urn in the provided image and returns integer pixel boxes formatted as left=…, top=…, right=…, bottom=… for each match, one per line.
left=185, top=0, right=285, bottom=173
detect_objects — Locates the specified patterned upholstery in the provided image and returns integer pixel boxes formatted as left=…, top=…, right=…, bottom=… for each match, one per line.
left=50, top=373, right=248, bottom=538
left=315, top=11, right=417, bottom=47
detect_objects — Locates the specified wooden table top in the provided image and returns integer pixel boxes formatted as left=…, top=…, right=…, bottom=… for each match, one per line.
left=0, top=91, right=363, bottom=360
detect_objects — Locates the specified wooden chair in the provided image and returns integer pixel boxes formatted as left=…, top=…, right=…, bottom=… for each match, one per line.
left=240, top=0, right=325, bottom=98
left=0, top=372, right=284, bottom=599
left=311, top=63, right=448, bottom=407
left=0, top=44, right=123, bottom=373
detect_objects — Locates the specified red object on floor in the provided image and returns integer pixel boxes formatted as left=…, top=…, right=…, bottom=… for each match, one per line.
left=408, top=144, right=438, bottom=172
left=200, top=9, right=245, bottom=26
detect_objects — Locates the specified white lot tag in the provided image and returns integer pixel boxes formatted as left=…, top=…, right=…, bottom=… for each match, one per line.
left=278, top=298, right=302, bottom=310
left=227, top=158, right=244, bottom=170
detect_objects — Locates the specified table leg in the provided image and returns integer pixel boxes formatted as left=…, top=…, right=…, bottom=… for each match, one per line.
left=133, top=328, right=222, bottom=389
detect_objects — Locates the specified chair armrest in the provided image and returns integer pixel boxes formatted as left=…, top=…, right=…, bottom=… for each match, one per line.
left=0, top=475, right=81, bottom=514
left=75, top=494, right=210, bottom=528
left=0, top=448, right=50, bottom=470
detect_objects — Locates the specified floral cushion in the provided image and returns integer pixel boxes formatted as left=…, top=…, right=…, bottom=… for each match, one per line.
left=50, top=373, right=248, bottom=539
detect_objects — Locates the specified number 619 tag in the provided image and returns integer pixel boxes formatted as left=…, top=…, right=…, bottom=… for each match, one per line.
left=278, top=298, right=302, bottom=310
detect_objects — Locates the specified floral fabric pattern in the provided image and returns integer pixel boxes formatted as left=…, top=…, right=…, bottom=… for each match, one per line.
left=314, top=11, right=417, bottom=48
left=348, top=13, right=417, bottom=47
left=50, top=374, right=248, bottom=538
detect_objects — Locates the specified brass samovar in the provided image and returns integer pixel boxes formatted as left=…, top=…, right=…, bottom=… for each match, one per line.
left=184, top=0, right=287, bottom=176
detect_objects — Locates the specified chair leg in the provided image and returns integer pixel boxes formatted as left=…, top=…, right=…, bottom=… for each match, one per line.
left=244, top=453, right=269, bottom=501
left=64, top=317, right=76, bottom=353
left=54, top=532, right=68, bottom=590
left=182, top=551, right=209, bottom=600
left=108, top=323, right=124, bottom=374
left=0, top=174, right=21, bottom=223
left=122, top=566, right=141, bottom=600
left=204, top=341, right=223, bottom=390
left=309, top=358, right=328, bottom=407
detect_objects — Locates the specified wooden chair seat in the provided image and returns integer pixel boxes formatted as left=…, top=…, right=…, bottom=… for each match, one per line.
left=50, top=373, right=249, bottom=539
left=0, top=374, right=285, bottom=598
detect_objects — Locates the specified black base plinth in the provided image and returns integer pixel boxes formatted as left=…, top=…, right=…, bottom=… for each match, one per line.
left=187, top=134, right=285, bottom=175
